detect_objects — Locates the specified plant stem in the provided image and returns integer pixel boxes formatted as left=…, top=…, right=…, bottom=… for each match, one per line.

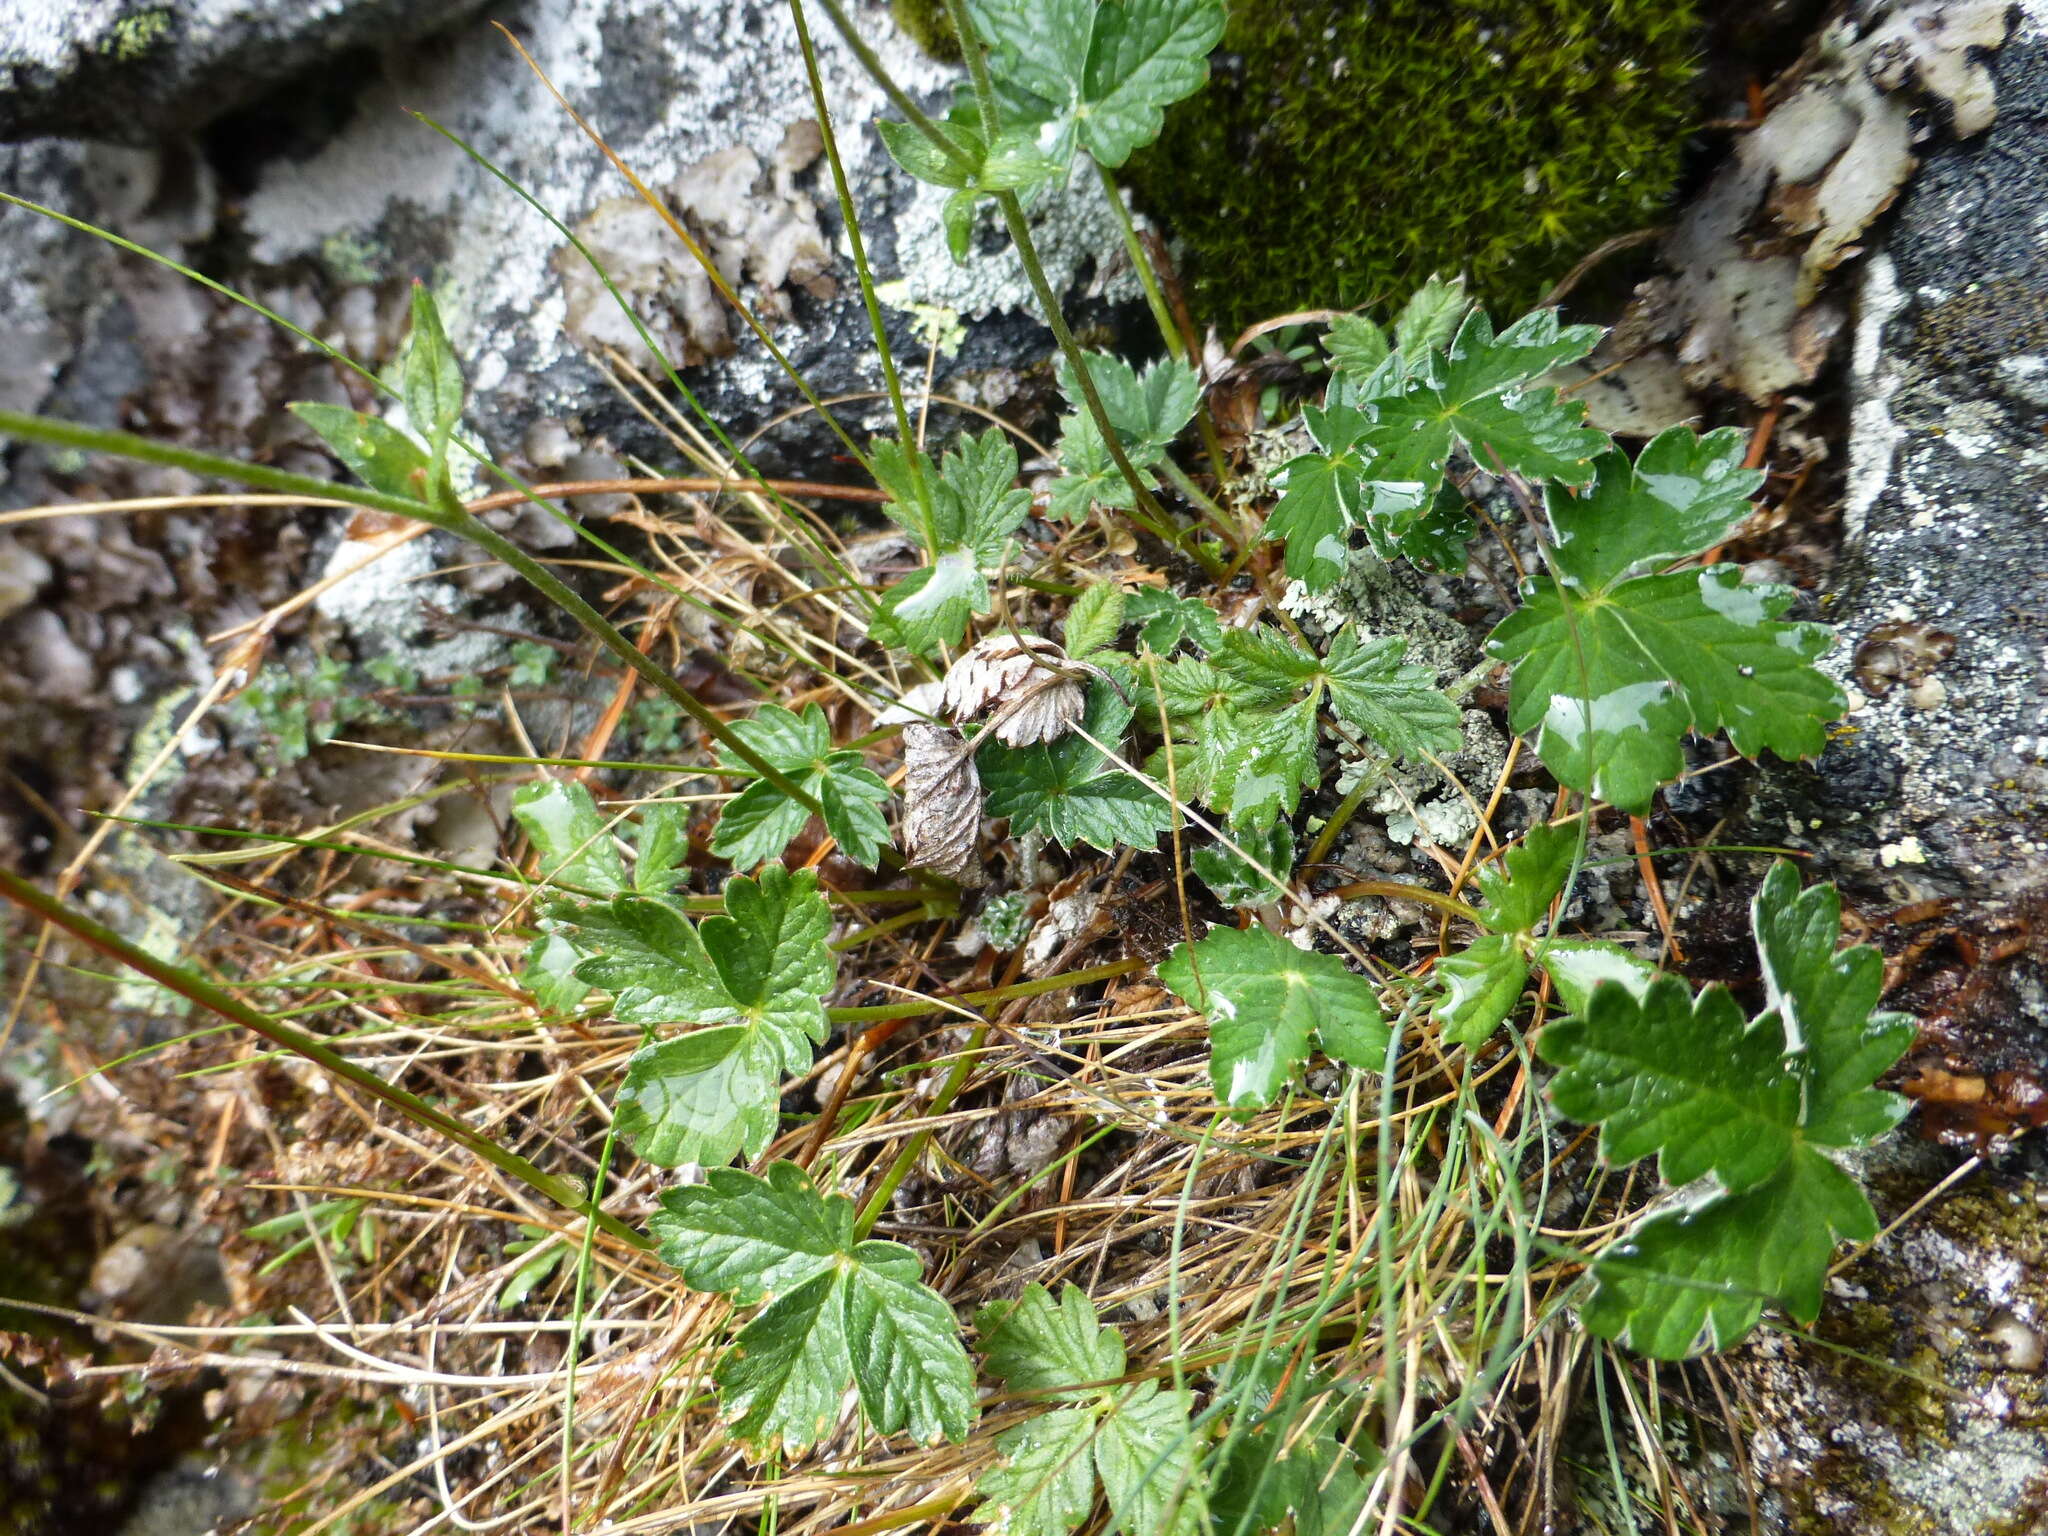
left=852, top=1021, right=987, bottom=1240
left=0, top=867, right=650, bottom=1250
left=1092, top=158, right=1183, bottom=362
left=788, top=0, right=933, bottom=523
left=809, top=0, right=974, bottom=177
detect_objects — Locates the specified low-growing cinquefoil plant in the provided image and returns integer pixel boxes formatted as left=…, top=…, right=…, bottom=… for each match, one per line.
left=0, top=0, right=1911, bottom=1528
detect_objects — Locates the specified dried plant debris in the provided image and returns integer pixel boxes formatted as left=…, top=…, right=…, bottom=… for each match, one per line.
left=1573, top=0, right=2011, bottom=417
left=942, top=632, right=1108, bottom=748
left=901, top=721, right=986, bottom=884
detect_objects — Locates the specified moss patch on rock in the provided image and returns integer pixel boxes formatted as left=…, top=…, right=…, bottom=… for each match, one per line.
left=1125, top=0, right=1702, bottom=331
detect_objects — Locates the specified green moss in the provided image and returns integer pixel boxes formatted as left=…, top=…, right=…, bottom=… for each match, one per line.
left=104, top=8, right=172, bottom=63
left=1125, top=0, right=1702, bottom=331
left=892, top=0, right=962, bottom=62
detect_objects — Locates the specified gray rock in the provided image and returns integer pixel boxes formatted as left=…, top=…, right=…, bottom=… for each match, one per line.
left=0, top=0, right=489, bottom=145
left=1744, top=19, right=2048, bottom=907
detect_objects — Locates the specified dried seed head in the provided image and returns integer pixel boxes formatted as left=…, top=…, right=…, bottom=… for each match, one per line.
left=901, top=723, right=985, bottom=886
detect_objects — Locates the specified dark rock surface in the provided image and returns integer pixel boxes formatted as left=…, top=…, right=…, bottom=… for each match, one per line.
left=1745, top=17, right=2048, bottom=909
left=0, top=0, right=490, bottom=144
left=1726, top=15, right=2048, bottom=1532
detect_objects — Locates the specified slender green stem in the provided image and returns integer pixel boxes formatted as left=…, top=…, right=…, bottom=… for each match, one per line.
left=0, top=410, right=831, bottom=826
left=788, top=0, right=930, bottom=522
left=1158, top=458, right=1244, bottom=552
left=1091, top=158, right=1183, bottom=362
left=851, top=1021, right=987, bottom=1241
left=809, top=0, right=975, bottom=177
left=0, top=867, right=649, bottom=1250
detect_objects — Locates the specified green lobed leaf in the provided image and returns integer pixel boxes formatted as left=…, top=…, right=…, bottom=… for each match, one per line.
left=1546, top=427, right=1762, bottom=593
left=1433, top=932, right=1529, bottom=1051
left=979, top=1283, right=1126, bottom=1401
left=512, top=780, right=628, bottom=895
left=1541, top=974, right=1802, bottom=1194
left=1158, top=925, right=1387, bottom=1111
left=1474, top=819, right=1582, bottom=934
left=1581, top=1145, right=1879, bottom=1358
left=1094, top=1382, right=1208, bottom=1536
left=614, top=1027, right=781, bottom=1167
left=1540, top=865, right=1914, bottom=1358
left=967, top=0, right=1227, bottom=169
left=1393, top=274, right=1472, bottom=362
left=633, top=804, right=690, bottom=894
left=979, top=1408, right=1101, bottom=1536
left=1126, top=588, right=1222, bottom=655
left=1487, top=563, right=1843, bottom=813
left=653, top=1162, right=977, bottom=1450
left=982, top=682, right=1170, bottom=852
left=1050, top=352, right=1201, bottom=519
left=1191, top=820, right=1295, bottom=908
left=843, top=1259, right=981, bottom=1444
left=1322, top=313, right=1389, bottom=376
left=1063, top=582, right=1127, bottom=659
left=872, top=429, right=1032, bottom=652
left=566, top=893, right=729, bottom=1026
left=1749, top=861, right=1916, bottom=1147
left=650, top=1161, right=850, bottom=1304
left=711, top=703, right=894, bottom=870
left=717, top=1269, right=849, bottom=1451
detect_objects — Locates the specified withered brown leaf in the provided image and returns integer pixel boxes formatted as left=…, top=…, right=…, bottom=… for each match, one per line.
left=901, top=723, right=985, bottom=886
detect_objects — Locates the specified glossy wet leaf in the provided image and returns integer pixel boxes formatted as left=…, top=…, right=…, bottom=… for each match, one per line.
left=712, top=702, right=893, bottom=869
left=1474, top=819, right=1582, bottom=934
left=1158, top=924, right=1387, bottom=1111
left=1267, top=305, right=1603, bottom=586
left=1191, top=820, right=1295, bottom=907
left=1432, top=932, right=1528, bottom=1051
left=652, top=1162, right=977, bottom=1451
left=290, top=402, right=432, bottom=505
left=1539, top=863, right=1914, bottom=1357
left=1488, top=563, right=1842, bottom=814
left=1580, top=1145, right=1878, bottom=1358
left=967, top=0, right=1227, bottom=169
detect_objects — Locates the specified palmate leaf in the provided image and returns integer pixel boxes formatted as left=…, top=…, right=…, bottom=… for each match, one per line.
left=1487, top=428, right=1842, bottom=811
left=1269, top=303, right=1602, bottom=586
left=1430, top=819, right=1590, bottom=1050
left=652, top=1162, right=976, bottom=1451
left=966, top=0, right=1226, bottom=169
left=712, top=702, right=893, bottom=869
left=982, top=682, right=1170, bottom=852
left=871, top=429, right=1033, bottom=654
left=1125, top=586, right=1222, bottom=655
left=975, top=1285, right=1207, bottom=1536
left=1157, top=925, right=1387, bottom=1111
left=1537, top=862, right=1914, bottom=1357
left=568, top=868, right=832, bottom=1167
left=1049, top=352, right=1201, bottom=521
left=512, top=779, right=627, bottom=895
left=1581, top=1145, right=1878, bottom=1357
